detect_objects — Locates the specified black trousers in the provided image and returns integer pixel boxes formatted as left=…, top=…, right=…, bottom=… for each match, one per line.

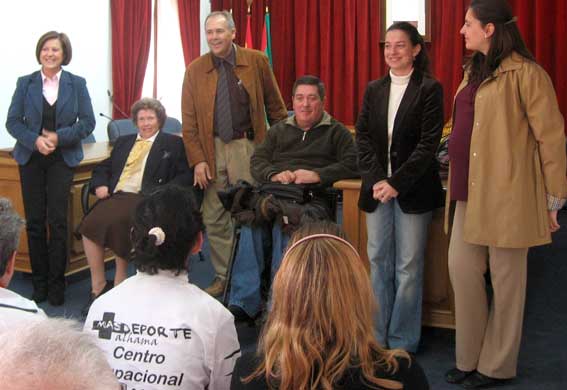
left=18, top=150, right=74, bottom=293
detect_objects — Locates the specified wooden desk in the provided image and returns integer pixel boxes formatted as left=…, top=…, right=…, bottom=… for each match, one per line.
left=0, top=142, right=114, bottom=275
left=334, top=179, right=455, bottom=329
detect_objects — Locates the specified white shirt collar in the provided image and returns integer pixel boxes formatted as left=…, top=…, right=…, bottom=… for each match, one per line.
left=41, top=69, right=63, bottom=82
left=136, top=131, right=160, bottom=142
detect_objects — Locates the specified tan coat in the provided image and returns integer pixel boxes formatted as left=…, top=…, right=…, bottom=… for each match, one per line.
left=181, top=45, right=287, bottom=177
left=445, top=53, right=567, bottom=248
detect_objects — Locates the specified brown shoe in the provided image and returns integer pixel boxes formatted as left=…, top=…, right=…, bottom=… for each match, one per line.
left=204, top=277, right=225, bottom=297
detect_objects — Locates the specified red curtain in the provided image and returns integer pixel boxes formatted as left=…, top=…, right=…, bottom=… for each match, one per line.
left=110, top=0, right=152, bottom=119
left=213, top=0, right=382, bottom=124
left=510, top=0, right=567, bottom=132
left=272, top=0, right=383, bottom=122
left=211, top=0, right=566, bottom=129
left=178, top=0, right=201, bottom=66
left=429, top=0, right=467, bottom=119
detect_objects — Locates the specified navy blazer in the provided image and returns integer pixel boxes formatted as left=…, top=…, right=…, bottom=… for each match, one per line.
left=356, top=70, right=445, bottom=214
left=90, top=131, right=194, bottom=195
left=6, top=70, right=96, bottom=167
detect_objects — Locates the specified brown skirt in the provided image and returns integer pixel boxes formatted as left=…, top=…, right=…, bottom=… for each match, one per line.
left=78, top=192, right=142, bottom=259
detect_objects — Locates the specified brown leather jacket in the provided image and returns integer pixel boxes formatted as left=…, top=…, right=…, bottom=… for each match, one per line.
left=181, top=45, right=287, bottom=177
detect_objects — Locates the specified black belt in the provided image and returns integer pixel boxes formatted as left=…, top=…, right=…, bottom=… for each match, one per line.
left=214, top=128, right=254, bottom=141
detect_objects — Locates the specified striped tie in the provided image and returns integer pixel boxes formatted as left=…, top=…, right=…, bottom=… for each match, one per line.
left=215, top=60, right=234, bottom=143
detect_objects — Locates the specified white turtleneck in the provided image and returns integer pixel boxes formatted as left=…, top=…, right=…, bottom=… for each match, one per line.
left=387, top=68, right=413, bottom=175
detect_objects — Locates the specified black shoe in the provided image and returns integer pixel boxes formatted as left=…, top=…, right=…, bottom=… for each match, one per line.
left=462, top=372, right=510, bottom=389
left=47, top=289, right=65, bottom=306
left=228, top=305, right=254, bottom=323
left=81, top=280, right=113, bottom=318
left=445, top=367, right=474, bottom=384
left=32, top=288, right=48, bottom=304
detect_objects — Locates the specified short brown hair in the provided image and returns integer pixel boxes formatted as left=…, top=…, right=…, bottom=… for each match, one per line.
left=130, top=98, right=167, bottom=130
left=35, top=31, right=72, bottom=65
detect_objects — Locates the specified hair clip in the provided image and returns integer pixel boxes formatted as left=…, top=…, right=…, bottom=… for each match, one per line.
left=148, top=227, right=165, bottom=246
left=283, top=233, right=360, bottom=260
left=504, top=16, right=517, bottom=25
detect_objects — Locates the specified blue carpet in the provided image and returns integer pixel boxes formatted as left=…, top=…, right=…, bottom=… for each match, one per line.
left=8, top=211, right=567, bottom=389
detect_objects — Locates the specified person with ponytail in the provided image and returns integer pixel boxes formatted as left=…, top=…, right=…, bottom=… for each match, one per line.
left=84, top=185, right=240, bottom=390
left=445, top=1, right=567, bottom=387
left=356, top=22, right=445, bottom=354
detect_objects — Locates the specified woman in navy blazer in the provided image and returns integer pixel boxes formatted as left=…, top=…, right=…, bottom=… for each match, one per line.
left=356, top=22, right=444, bottom=353
left=6, top=31, right=95, bottom=306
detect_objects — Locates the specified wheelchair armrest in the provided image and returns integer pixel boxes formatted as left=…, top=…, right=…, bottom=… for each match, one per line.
left=81, top=181, right=92, bottom=215
left=323, top=187, right=342, bottom=222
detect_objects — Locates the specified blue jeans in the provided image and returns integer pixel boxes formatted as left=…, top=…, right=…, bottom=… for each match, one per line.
left=228, top=223, right=290, bottom=317
left=366, top=199, right=432, bottom=352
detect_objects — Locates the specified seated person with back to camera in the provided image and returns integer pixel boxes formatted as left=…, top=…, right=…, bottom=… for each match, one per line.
left=0, top=197, right=47, bottom=330
left=78, top=98, right=194, bottom=317
left=227, top=75, right=358, bottom=322
left=84, top=185, right=240, bottom=390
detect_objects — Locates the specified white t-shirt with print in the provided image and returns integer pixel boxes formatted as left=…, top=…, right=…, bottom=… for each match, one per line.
left=84, top=270, right=240, bottom=390
left=0, top=287, right=46, bottom=331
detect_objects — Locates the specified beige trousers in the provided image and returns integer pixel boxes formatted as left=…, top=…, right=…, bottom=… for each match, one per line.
left=448, top=201, right=528, bottom=379
left=202, top=137, right=255, bottom=280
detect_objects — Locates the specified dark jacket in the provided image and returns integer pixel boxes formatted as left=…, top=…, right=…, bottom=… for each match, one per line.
left=251, top=112, right=358, bottom=186
left=90, top=132, right=193, bottom=194
left=357, top=70, right=444, bottom=214
left=230, top=352, right=430, bottom=390
left=182, top=45, right=287, bottom=176
left=6, top=70, right=96, bottom=167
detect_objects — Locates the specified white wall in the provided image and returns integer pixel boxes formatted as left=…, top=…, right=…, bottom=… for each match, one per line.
left=200, top=0, right=211, bottom=55
left=0, top=0, right=111, bottom=148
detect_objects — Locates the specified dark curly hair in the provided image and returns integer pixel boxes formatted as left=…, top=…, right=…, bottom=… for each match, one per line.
left=130, top=185, right=204, bottom=275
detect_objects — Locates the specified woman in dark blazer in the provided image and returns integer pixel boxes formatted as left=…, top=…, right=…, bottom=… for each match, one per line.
left=356, top=22, right=444, bottom=353
left=6, top=31, right=95, bottom=306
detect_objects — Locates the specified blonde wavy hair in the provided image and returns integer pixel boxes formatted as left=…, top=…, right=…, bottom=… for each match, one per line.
left=245, top=222, right=407, bottom=389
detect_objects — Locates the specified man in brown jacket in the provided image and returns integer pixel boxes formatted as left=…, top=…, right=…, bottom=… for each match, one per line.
left=181, top=11, right=287, bottom=296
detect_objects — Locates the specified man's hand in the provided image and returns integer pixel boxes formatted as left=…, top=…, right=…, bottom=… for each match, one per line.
left=194, top=161, right=212, bottom=189
left=372, top=180, right=398, bottom=203
left=293, top=169, right=320, bottom=184
left=549, top=209, right=561, bottom=233
left=35, top=136, right=55, bottom=156
left=95, top=186, right=110, bottom=200
left=42, top=129, right=58, bottom=148
left=271, top=170, right=296, bottom=184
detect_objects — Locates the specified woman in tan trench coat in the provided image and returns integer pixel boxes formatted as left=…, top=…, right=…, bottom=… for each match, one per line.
left=444, top=0, right=567, bottom=388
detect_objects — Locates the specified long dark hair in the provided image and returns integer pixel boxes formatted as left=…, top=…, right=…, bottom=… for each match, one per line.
left=466, top=0, right=535, bottom=84
left=386, top=21, right=431, bottom=75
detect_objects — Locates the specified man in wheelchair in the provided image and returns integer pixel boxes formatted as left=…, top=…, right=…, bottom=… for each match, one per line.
left=77, top=98, right=193, bottom=317
left=227, top=75, right=358, bottom=321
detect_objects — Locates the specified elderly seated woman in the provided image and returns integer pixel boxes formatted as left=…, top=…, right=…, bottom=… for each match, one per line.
left=83, top=185, right=240, bottom=390
left=78, top=98, right=193, bottom=316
